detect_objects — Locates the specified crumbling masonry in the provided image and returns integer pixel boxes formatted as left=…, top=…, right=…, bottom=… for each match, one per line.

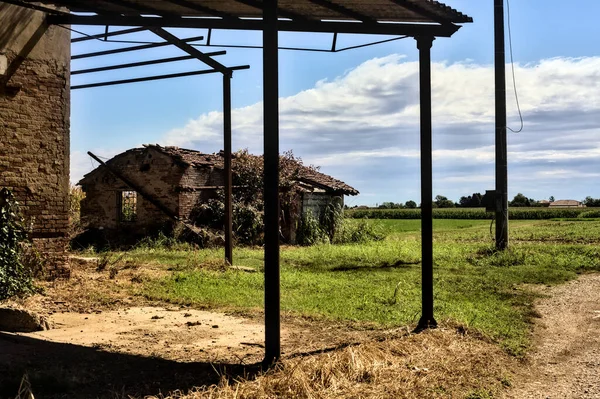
left=0, top=4, right=70, bottom=277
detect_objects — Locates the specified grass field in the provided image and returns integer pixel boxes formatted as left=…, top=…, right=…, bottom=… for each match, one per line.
left=347, top=207, right=600, bottom=219
left=97, top=219, right=600, bottom=357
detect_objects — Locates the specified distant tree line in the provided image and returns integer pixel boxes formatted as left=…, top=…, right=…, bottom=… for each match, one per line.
left=366, top=193, right=600, bottom=209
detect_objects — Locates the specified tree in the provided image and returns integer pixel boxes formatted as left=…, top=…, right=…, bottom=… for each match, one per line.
left=434, top=195, right=455, bottom=208
left=583, top=196, right=600, bottom=207
left=405, top=200, right=417, bottom=209
left=510, top=193, right=531, bottom=207
left=459, top=193, right=482, bottom=208
left=549, top=196, right=555, bottom=203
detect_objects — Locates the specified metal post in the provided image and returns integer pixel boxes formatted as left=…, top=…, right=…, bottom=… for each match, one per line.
left=494, top=0, right=509, bottom=250
left=416, top=36, right=437, bottom=331
left=223, top=73, right=233, bottom=265
left=262, top=0, right=281, bottom=366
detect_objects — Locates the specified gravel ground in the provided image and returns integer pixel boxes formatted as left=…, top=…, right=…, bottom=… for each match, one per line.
left=507, top=273, right=600, bottom=399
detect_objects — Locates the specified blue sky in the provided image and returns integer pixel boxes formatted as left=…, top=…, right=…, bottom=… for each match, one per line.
left=70, top=1, right=600, bottom=206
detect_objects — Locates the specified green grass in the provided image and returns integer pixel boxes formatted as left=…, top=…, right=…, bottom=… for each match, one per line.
left=101, top=219, right=600, bottom=357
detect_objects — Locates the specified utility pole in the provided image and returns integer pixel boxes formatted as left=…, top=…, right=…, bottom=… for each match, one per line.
left=494, top=0, right=509, bottom=250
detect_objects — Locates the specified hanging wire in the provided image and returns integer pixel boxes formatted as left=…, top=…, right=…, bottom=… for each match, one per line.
left=506, top=0, right=523, bottom=133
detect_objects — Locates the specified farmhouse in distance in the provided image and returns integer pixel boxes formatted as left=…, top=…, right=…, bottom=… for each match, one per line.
left=77, top=145, right=358, bottom=243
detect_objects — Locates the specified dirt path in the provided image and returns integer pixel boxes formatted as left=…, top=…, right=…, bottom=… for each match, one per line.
left=507, top=273, right=600, bottom=398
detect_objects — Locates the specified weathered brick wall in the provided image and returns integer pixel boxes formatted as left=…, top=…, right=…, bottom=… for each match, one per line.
left=0, top=5, right=70, bottom=277
left=178, top=166, right=223, bottom=219
left=80, top=148, right=184, bottom=229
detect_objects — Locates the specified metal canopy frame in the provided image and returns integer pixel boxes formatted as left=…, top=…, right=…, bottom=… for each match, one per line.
left=5, top=0, right=472, bottom=368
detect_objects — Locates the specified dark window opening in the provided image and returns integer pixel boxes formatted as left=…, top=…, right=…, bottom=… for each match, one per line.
left=119, top=191, right=137, bottom=222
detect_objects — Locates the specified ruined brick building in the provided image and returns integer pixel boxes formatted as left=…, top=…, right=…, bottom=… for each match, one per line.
left=78, top=145, right=358, bottom=242
left=0, top=5, right=70, bottom=276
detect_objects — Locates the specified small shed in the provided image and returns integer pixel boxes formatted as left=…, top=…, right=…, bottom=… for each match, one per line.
left=77, top=145, right=358, bottom=241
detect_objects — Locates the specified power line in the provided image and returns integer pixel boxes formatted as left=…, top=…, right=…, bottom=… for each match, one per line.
left=506, top=0, right=523, bottom=133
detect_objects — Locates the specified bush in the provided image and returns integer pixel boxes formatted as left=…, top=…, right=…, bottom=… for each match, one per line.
left=334, top=219, right=386, bottom=244
left=190, top=198, right=264, bottom=246
left=320, top=198, right=344, bottom=242
left=0, top=188, right=35, bottom=300
left=297, top=210, right=328, bottom=246
left=578, top=210, right=600, bottom=218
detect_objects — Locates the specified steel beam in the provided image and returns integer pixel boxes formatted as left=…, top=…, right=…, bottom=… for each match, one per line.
left=149, top=28, right=229, bottom=74
left=72, top=51, right=226, bottom=75
left=494, top=0, right=509, bottom=250
left=71, top=27, right=148, bottom=43
left=223, top=73, right=233, bottom=265
left=415, top=35, right=437, bottom=331
left=47, top=14, right=460, bottom=37
left=262, top=0, right=281, bottom=367
left=71, top=35, right=204, bottom=59
left=71, top=65, right=249, bottom=90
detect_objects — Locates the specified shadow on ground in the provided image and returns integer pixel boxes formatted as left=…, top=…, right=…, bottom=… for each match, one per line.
left=0, top=332, right=262, bottom=399
left=330, top=259, right=420, bottom=272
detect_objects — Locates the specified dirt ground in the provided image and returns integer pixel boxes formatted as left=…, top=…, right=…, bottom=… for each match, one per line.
left=0, top=259, right=598, bottom=398
left=506, top=273, right=600, bottom=399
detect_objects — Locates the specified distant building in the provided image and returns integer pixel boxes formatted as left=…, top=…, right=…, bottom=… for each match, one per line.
left=78, top=145, right=358, bottom=243
left=548, top=199, right=585, bottom=208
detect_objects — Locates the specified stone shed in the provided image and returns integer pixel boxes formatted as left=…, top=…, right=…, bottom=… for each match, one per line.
left=0, top=4, right=70, bottom=276
left=78, top=145, right=358, bottom=241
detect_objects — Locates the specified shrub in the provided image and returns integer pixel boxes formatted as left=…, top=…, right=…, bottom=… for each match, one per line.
left=578, top=210, right=600, bottom=218
left=320, top=197, right=344, bottom=243
left=297, top=210, right=328, bottom=246
left=0, top=188, right=35, bottom=300
left=68, top=185, right=86, bottom=239
left=334, top=218, right=386, bottom=244
left=190, top=198, right=264, bottom=246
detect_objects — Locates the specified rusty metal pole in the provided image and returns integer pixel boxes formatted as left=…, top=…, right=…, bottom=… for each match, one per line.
left=223, top=72, right=233, bottom=265
left=495, top=0, right=509, bottom=250
left=262, top=0, right=281, bottom=367
left=416, top=35, right=437, bottom=331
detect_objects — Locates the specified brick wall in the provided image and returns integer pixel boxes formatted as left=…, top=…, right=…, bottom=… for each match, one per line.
left=178, top=166, right=223, bottom=219
left=80, top=148, right=185, bottom=230
left=0, top=5, right=70, bottom=277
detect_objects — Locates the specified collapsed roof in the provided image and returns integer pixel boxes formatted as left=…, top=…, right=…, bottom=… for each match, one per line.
left=79, top=144, right=359, bottom=196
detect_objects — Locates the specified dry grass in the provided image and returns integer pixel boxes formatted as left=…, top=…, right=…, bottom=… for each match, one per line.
left=154, top=328, right=516, bottom=399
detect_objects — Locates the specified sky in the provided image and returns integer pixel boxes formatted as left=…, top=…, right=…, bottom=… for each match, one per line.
left=69, top=0, right=600, bottom=207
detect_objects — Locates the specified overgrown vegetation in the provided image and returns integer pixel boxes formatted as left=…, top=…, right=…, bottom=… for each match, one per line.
left=296, top=201, right=385, bottom=246
left=68, top=185, right=85, bottom=239
left=188, top=149, right=379, bottom=247
left=0, top=188, right=35, bottom=300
